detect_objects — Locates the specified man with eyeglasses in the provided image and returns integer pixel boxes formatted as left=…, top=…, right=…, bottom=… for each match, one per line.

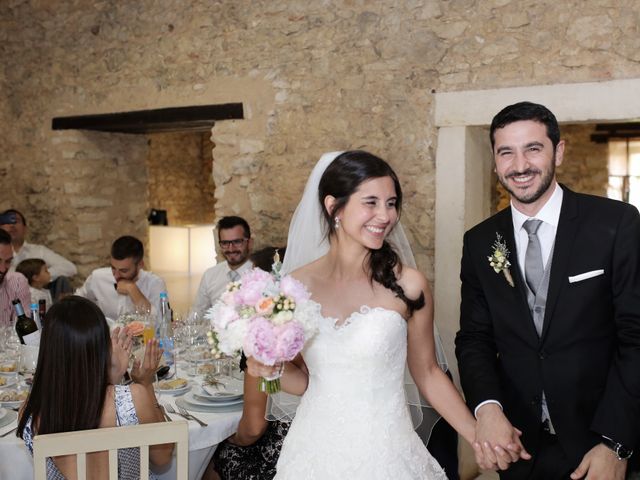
left=192, top=216, right=254, bottom=314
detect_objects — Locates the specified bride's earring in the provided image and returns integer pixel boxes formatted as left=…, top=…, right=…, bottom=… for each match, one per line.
left=334, top=217, right=340, bottom=229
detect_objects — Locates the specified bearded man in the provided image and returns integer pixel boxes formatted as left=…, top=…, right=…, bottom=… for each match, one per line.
left=456, top=102, right=640, bottom=479
left=76, top=235, right=167, bottom=321
left=192, top=216, right=254, bottom=314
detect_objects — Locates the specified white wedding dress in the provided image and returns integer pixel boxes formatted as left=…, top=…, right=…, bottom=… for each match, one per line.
left=274, top=301, right=447, bottom=479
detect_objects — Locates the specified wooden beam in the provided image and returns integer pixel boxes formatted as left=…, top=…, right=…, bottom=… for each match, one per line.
left=51, top=103, right=243, bottom=134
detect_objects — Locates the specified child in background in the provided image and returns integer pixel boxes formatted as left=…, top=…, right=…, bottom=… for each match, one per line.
left=16, top=258, right=53, bottom=312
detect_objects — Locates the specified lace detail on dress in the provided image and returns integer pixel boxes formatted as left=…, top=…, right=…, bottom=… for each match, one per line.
left=329, top=305, right=403, bottom=329
left=274, top=303, right=446, bottom=479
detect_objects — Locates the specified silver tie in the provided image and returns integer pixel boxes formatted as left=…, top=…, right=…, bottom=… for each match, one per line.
left=523, top=219, right=544, bottom=295
left=228, top=269, right=241, bottom=282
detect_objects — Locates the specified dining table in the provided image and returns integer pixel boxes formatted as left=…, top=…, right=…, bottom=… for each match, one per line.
left=0, top=368, right=244, bottom=480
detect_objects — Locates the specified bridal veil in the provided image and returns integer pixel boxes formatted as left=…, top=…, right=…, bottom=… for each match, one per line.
left=268, top=151, right=449, bottom=434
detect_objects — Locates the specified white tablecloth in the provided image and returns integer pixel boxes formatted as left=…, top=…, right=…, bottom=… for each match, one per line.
left=0, top=382, right=242, bottom=480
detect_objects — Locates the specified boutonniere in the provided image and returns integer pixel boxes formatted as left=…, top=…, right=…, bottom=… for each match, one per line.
left=488, top=233, right=514, bottom=287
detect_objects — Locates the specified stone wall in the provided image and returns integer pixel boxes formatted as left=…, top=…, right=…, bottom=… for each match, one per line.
left=2, top=0, right=640, bottom=281
left=147, top=132, right=216, bottom=226
left=3, top=2, right=640, bottom=477
left=560, top=124, right=609, bottom=197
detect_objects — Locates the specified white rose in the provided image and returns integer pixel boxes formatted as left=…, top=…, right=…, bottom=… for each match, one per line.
left=271, top=310, right=293, bottom=325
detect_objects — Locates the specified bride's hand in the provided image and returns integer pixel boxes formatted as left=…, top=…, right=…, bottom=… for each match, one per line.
left=246, top=356, right=281, bottom=378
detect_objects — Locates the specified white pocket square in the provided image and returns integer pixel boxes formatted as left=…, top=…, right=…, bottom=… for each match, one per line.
left=568, top=269, right=604, bottom=283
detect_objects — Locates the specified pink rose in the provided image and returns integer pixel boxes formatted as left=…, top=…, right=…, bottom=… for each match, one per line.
left=255, top=296, right=275, bottom=316
left=220, top=290, right=236, bottom=306
left=236, top=268, right=273, bottom=306
left=275, top=321, right=305, bottom=361
left=280, top=275, right=311, bottom=303
left=244, top=316, right=278, bottom=366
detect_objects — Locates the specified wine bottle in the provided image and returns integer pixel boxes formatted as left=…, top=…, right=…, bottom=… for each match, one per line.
left=38, top=299, right=46, bottom=319
left=12, top=299, right=40, bottom=346
left=30, top=303, right=42, bottom=330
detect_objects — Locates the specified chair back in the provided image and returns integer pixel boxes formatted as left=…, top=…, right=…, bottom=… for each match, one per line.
left=33, top=420, right=188, bottom=480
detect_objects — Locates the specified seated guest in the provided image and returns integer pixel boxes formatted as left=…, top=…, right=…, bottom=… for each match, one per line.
left=0, top=229, right=30, bottom=326
left=18, top=295, right=172, bottom=479
left=0, top=209, right=77, bottom=300
left=192, top=216, right=254, bottom=314
left=204, top=246, right=290, bottom=480
left=15, top=258, right=53, bottom=312
left=207, top=356, right=292, bottom=480
left=76, top=235, right=167, bottom=321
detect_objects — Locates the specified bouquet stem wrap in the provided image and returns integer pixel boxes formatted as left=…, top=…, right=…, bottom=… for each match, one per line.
left=259, top=362, right=284, bottom=394
left=259, top=377, right=281, bottom=394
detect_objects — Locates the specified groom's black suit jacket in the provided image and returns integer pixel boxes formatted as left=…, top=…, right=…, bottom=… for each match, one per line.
left=456, top=186, right=640, bottom=468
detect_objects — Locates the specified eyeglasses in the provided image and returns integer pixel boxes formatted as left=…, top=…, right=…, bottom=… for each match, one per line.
left=219, top=238, right=248, bottom=248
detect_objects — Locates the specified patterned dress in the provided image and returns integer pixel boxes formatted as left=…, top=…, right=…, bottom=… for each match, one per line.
left=24, top=384, right=158, bottom=479
left=213, top=420, right=290, bottom=480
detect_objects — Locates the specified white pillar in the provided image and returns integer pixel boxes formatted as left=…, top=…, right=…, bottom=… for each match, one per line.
left=434, top=126, right=492, bottom=384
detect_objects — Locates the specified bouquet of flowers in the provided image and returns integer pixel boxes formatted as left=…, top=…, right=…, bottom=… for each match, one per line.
left=206, top=253, right=318, bottom=393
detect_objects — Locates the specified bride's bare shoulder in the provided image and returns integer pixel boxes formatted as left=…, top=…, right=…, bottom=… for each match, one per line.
left=396, top=265, right=431, bottom=301
left=288, top=257, right=326, bottom=285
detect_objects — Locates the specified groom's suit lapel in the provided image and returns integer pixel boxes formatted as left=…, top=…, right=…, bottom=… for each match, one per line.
left=494, top=208, right=540, bottom=341
left=540, top=186, right=579, bottom=341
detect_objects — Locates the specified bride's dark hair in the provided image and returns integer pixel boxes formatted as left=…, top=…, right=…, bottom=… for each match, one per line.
left=318, top=150, right=425, bottom=315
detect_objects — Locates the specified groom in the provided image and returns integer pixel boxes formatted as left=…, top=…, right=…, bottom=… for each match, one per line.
left=456, top=101, right=640, bottom=479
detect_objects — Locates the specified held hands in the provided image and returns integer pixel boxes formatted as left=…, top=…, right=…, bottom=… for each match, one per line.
left=109, top=326, right=133, bottom=384
left=570, top=444, right=627, bottom=480
left=473, top=404, right=531, bottom=471
left=130, top=338, right=163, bottom=386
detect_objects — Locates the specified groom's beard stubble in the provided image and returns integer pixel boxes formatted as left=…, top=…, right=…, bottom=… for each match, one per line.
left=498, top=163, right=556, bottom=205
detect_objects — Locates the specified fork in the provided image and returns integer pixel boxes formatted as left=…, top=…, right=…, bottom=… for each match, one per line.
left=165, top=404, right=208, bottom=427
left=177, top=405, right=208, bottom=427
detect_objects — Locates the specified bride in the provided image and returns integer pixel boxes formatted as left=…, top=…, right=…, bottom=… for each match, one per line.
left=248, top=150, right=482, bottom=479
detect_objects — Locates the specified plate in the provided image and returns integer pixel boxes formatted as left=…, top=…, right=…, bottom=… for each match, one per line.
left=0, top=378, right=18, bottom=389
left=200, top=376, right=244, bottom=398
left=0, top=367, right=18, bottom=376
left=155, top=378, right=191, bottom=395
left=0, top=407, right=6, bottom=421
left=0, top=409, right=16, bottom=429
left=183, top=391, right=243, bottom=408
left=0, top=399, right=24, bottom=409
left=176, top=396, right=243, bottom=414
left=193, top=391, right=243, bottom=403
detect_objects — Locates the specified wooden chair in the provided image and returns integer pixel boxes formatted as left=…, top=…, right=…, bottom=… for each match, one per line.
left=33, top=420, right=189, bottom=480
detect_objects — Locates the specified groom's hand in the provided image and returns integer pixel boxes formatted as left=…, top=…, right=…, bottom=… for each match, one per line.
left=570, top=444, right=626, bottom=480
left=474, top=404, right=531, bottom=470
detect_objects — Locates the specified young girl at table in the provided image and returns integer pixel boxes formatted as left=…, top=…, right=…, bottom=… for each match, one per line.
left=17, top=295, right=173, bottom=480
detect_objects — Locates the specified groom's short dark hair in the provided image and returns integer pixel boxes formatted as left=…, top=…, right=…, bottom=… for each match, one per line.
left=490, top=101, right=561, bottom=151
